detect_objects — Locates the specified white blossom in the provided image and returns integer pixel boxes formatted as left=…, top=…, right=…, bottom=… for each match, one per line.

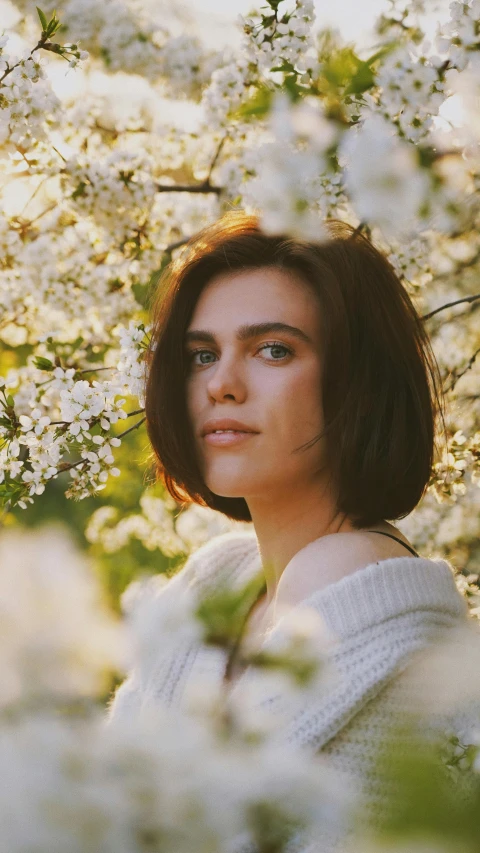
left=18, top=408, right=51, bottom=436
left=338, top=112, right=430, bottom=240
left=0, top=526, right=127, bottom=709
left=115, top=321, right=150, bottom=405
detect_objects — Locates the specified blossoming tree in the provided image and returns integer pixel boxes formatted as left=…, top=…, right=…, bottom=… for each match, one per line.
left=0, top=0, right=479, bottom=560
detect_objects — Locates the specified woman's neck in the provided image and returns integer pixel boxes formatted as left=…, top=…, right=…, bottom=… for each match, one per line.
left=247, top=485, right=365, bottom=605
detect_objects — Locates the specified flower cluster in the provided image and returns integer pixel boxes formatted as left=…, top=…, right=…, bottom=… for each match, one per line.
left=13, top=0, right=220, bottom=97
left=0, top=525, right=127, bottom=709
left=62, top=150, right=157, bottom=241
left=60, top=379, right=127, bottom=438
left=0, top=522, right=356, bottom=853
left=239, top=0, right=319, bottom=79
left=376, top=43, right=446, bottom=142
left=0, top=361, right=134, bottom=508
left=337, top=112, right=430, bottom=240
left=242, top=93, right=341, bottom=238
left=0, top=38, right=61, bottom=161
left=200, top=58, right=255, bottom=131
left=115, top=320, right=150, bottom=406
left=85, top=496, right=252, bottom=555
left=435, top=0, right=480, bottom=71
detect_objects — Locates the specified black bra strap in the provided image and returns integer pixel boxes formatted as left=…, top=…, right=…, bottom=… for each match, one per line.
left=366, top=530, right=420, bottom=558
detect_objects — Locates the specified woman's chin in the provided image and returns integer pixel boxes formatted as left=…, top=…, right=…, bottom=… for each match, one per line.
left=206, top=478, right=251, bottom=499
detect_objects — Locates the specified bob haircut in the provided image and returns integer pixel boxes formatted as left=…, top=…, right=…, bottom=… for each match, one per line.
left=144, top=210, right=446, bottom=529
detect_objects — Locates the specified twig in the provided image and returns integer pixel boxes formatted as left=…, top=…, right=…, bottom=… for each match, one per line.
left=15, top=202, right=58, bottom=232
left=52, top=417, right=146, bottom=475
left=155, top=181, right=222, bottom=194
left=163, top=236, right=190, bottom=254
left=52, top=145, right=67, bottom=163
left=0, top=36, right=48, bottom=83
left=78, top=366, right=116, bottom=375
left=49, top=407, right=144, bottom=427
left=350, top=221, right=368, bottom=239
left=93, top=121, right=149, bottom=137
left=115, top=415, right=146, bottom=439
left=443, top=345, right=480, bottom=395
left=58, top=457, right=87, bottom=474
left=421, top=293, right=480, bottom=322
left=206, top=134, right=229, bottom=184
left=155, top=134, right=227, bottom=196
left=223, top=584, right=266, bottom=685
left=18, top=176, right=51, bottom=218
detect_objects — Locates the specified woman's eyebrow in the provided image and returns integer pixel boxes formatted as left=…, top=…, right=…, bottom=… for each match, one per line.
left=184, top=321, right=312, bottom=346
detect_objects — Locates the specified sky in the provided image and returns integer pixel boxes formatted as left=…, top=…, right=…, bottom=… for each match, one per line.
left=0, top=0, right=453, bottom=53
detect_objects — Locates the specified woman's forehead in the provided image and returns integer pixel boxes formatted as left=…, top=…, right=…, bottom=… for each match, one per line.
left=192, top=266, right=320, bottom=317
left=187, top=268, right=322, bottom=348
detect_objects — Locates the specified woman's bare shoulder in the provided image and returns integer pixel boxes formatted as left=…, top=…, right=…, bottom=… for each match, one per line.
left=275, top=528, right=417, bottom=608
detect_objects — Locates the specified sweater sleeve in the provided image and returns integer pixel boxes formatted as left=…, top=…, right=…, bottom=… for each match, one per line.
left=105, top=530, right=260, bottom=725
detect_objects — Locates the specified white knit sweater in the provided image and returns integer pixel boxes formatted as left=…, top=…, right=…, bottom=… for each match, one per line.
left=106, top=530, right=479, bottom=851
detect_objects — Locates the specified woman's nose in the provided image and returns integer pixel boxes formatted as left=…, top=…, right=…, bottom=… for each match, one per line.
left=206, top=354, right=247, bottom=402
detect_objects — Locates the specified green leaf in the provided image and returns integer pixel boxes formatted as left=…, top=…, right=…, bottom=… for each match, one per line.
left=236, top=84, right=274, bottom=120
left=282, top=73, right=302, bottom=102
left=36, top=6, right=48, bottom=31
left=344, top=59, right=376, bottom=95
left=47, top=20, right=61, bottom=37
left=46, top=10, right=61, bottom=37
left=195, top=572, right=266, bottom=647
left=71, top=181, right=87, bottom=201
left=33, top=356, right=54, bottom=371
left=364, top=40, right=402, bottom=66
left=100, top=46, right=111, bottom=66
left=6, top=395, right=15, bottom=407
left=270, top=60, right=297, bottom=77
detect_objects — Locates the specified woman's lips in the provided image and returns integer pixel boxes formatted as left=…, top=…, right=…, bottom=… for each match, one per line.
left=203, top=431, right=258, bottom=447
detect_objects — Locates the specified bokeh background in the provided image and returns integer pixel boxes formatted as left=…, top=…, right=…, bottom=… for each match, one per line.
left=0, top=0, right=474, bottom=618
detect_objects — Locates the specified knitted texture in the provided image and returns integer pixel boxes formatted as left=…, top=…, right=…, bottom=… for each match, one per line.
left=106, top=530, right=480, bottom=852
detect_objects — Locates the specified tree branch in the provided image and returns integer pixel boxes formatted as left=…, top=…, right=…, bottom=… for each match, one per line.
left=205, top=133, right=229, bottom=184
left=77, top=366, right=116, bottom=375
left=115, top=415, right=146, bottom=439
left=0, top=36, right=49, bottom=83
left=443, top=345, right=480, bottom=395
left=350, top=221, right=369, bottom=239
left=56, top=416, right=145, bottom=474
left=155, top=181, right=223, bottom=194
left=14, top=202, right=59, bottom=234
left=421, top=293, right=480, bottom=322
left=163, top=236, right=190, bottom=254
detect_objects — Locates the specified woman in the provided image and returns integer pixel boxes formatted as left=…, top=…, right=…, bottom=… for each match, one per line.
left=108, top=211, right=476, bottom=848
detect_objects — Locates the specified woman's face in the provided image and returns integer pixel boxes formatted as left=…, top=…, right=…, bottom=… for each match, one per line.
left=185, top=266, right=328, bottom=503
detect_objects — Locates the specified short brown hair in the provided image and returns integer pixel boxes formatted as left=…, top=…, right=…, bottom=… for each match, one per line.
left=144, top=211, right=446, bottom=528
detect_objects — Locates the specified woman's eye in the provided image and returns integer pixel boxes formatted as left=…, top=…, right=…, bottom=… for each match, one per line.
left=189, top=349, right=216, bottom=366
left=258, top=342, right=292, bottom=361
left=187, top=342, right=292, bottom=367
